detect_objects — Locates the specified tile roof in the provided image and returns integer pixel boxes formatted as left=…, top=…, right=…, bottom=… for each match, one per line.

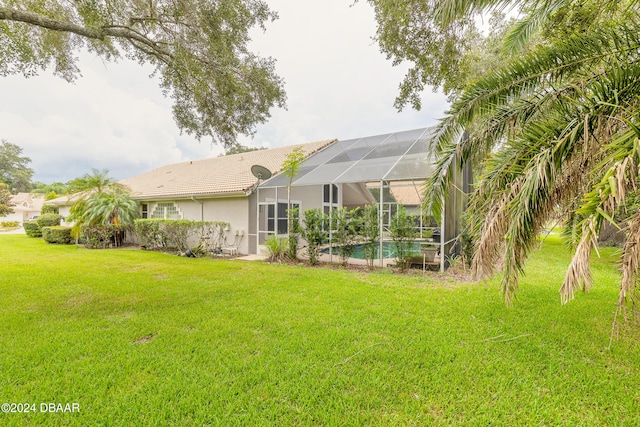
left=389, top=182, right=424, bottom=206
left=10, top=193, right=45, bottom=211
left=46, top=191, right=89, bottom=206
left=120, top=139, right=336, bottom=199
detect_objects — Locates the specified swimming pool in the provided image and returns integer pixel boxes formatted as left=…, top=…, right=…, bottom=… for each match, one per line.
left=321, top=241, right=426, bottom=259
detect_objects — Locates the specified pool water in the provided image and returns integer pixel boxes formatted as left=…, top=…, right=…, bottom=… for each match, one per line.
left=321, top=241, right=425, bottom=259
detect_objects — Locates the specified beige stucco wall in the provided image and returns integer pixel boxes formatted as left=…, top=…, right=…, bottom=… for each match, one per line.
left=2, top=210, right=30, bottom=223
left=59, top=206, right=73, bottom=226
left=145, top=197, right=251, bottom=254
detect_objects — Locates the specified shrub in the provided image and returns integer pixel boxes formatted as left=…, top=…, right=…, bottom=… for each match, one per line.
left=41, top=205, right=59, bottom=215
left=287, top=207, right=300, bottom=260
left=23, top=221, right=42, bottom=238
left=188, top=241, right=207, bottom=258
left=1, top=221, right=19, bottom=228
left=162, top=220, right=197, bottom=251
left=264, top=235, right=288, bottom=263
left=361, top=204, right=380, bottom=270
left=36, top=213, right=62, bottom=228
left=42, top=226, right=73, bottom=244
left=389, top=205, right=418, bottom=271
left=133, top=219, right=230, bottom=251
left=134, top=219, right=164, bottom=248
left=301, top=209, right=327, bottom=265
left=82, top=225, right=118, bottom=249
left=331, top=207, right=361, bottom=266
left=45, top=191, right=59, bottom=201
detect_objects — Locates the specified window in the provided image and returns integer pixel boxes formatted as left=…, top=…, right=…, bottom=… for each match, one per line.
left=277, top=203, right=288, bottom=234
left=323, top=184, right=338, bottom=204
left=323, top=184, right=339, bottom=219
left=267, top=204, right=275, bottom=232
left=151, top=202, right=181, bottom=219
left=141, top=204, right=148, bottom=219
left=266, top=202, right=300, bottom=234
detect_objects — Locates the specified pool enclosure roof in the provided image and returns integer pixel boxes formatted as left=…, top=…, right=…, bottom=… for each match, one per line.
left=259, top=127, right=435, bottom=188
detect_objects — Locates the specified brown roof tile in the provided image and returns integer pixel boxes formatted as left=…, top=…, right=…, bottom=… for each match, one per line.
left=120, top=139, right=336, bottom=199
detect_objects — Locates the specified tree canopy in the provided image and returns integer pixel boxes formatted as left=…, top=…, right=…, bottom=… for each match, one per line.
left=31, top=181, right=69, bottom=196
left=0, top=182, right=13, bottom=216
left=0, top=140, right=33, bottom=193
left=222, top=143, right=265, bottom=156
left=370, top=0, right=640, bottom=309
left=66, top=168, right=138, bottom=243
left=0, top=0, right=286, bottom=146
left=364, top=0, right=513, bottom=108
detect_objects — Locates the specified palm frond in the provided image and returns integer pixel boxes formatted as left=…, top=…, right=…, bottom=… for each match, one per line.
left=425, top=21, right=640, bottom=224
left=560, top=221, right=597, bottom=303
left=503, top=0, right=571, bottom=54
left=434, top=0, right=515, bottom=26
left=449, top=21, right=640, bottom=127
left=421, top=1, right=640, bottom=307
left=620, top=209, right=640, bottom=309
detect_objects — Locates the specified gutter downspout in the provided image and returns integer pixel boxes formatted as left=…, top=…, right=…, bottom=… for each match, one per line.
left=191, top=196, right=204, bottom=221
left=256, top=186, right=260, bottom=255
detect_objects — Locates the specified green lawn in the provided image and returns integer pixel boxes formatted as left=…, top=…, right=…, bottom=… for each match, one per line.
left=1, top=233, right=639, bottom=426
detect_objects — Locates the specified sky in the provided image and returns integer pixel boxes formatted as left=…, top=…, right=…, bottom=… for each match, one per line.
left=0, top=0, right=449, bottom=184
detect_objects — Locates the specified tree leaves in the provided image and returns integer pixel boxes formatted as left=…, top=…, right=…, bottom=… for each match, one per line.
left=386, top=0, right=640, bottom=306
left=0, top=1, right=286, bottom=146
left=0, top=140, right=33, bottom=193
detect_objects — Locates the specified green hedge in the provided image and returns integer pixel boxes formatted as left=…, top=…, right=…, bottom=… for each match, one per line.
left=36, top=213, right=62, bottom=228
left=42, top=226, right=73, bottom=244
left=134, top=219, right=229, bottom=251
left=23, top=221, right=42, bottom=238
left=134, top=219, right=164, bottom=248
left=1, top=221, right=19, bottom=227
left=41, top=205, right=59, bottom=215
left=81, top=225, right=126, bottom=249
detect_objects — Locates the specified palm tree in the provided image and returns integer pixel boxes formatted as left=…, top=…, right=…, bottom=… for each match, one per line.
left=281, top=147, right=305, bottom=259
left=82, top=190, right=137, bottom=226
left=82, top=187, right=140, bottom=247
left=422, top=0, right=640, bottom=308
left=67, top=168, right=124, bottom=195
left=67, top=169, right=138, bottom=245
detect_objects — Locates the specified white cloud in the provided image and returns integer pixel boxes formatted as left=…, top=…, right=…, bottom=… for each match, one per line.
left=0, top=1, right=448, bottom=183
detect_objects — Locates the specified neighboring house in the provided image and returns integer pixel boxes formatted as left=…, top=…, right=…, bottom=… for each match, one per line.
left=2, top=193, right=45, bottom=223
left=46, top=192, right=84, bottom=227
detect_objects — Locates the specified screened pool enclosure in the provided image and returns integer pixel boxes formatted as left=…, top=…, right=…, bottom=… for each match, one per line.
left=255, top=127, right=471, bottom=270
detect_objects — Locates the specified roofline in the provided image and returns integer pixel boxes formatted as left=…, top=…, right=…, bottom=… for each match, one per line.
left=131, top=191, right=250, bottom=201
left=45, top=198, right=73, bottom=206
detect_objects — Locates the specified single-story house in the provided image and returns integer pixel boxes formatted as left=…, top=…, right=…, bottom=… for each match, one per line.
left=48, top=127, right=471, bottom=266
left=2, top=193, right=45, bottom=223
left=46, top=140, right=334, bottom=254
left=120, top=139, right=334, bottom=255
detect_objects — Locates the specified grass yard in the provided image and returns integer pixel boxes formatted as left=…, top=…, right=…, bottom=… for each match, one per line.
left=1, top=233, right=639, bottom=426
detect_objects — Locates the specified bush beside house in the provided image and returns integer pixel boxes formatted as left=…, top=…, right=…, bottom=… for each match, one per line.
left=81, top=225, right=123, bottom=249
left=36, top=213, right=62, bottom=228
left=24, top=213, right=63, bottom=240
left=134, top=219, right=230, bottom=253
left=23, top=221, right=42, bottom=238
left=42, top=226, right=73, bottom=244
left=40, top=205, right=59, bottom=215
